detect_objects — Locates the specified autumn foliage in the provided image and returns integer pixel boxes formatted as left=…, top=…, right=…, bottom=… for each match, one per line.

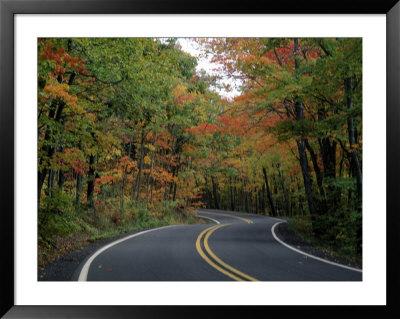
left=38, top=37, right=362, bottom=266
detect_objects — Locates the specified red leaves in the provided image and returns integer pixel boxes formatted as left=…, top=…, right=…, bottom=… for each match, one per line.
left=95, top=175, right=115, bottom=185
left=264, top=46, right=294, bottom=66
left=186, top=122, right=219, bottom=136
left=217, top=114, right=247, bottom=136
left=70, top=156, right=89, bottom=175
left=39, top=41, right=87, bottom=76
left=260, top=113, right=281, bottom=129
left=63, top=148, right=88, bottom=175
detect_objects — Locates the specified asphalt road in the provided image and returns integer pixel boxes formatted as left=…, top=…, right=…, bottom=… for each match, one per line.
left=75, top=209, right=362, bottom=281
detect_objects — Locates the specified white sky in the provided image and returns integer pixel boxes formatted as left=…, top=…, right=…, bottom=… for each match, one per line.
left=177, top=38, right=241, bottom=99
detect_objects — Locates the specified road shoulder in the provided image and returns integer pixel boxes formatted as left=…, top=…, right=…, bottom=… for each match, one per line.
left=38, top=230, right=142, bottom=281
left=275, top=222, right=362, bottom=270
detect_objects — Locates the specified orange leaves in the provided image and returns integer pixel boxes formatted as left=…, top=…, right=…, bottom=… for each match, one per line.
left=239, top=54, right=257, bottom=64
left=155, top=134, right=172, bottom=151
left=119, top=156, right=137, bottom=172
left=42, top=80, right=83, bottom=113
left=43, top=83, right=75, bottom=102
left=43, top=82, right=70, bottom=98
left=153, top=167, right=176, bottom=186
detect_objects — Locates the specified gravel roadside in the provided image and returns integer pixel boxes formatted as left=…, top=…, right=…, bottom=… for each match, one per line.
left=275, top=222, right=362, bottom=270
left=38, top=230, right=142, bottom=281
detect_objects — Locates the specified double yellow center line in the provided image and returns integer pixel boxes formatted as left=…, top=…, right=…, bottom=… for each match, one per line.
left=200, top=211, right=253, bottom=224
left=195, top=224, right=258, bottom=281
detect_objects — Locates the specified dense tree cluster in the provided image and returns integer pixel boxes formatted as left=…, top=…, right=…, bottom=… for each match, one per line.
left=194, top=38, right=362, bottom=256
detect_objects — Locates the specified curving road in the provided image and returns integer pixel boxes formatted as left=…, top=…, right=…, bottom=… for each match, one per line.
left=75, top=209, right=362, bottom=281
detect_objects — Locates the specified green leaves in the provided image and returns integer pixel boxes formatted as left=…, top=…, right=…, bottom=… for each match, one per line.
left=275, top=119, right=315, bottom=140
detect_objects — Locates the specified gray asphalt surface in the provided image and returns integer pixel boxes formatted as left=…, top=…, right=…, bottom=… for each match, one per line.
left=77, top=209, right=362, bottom=281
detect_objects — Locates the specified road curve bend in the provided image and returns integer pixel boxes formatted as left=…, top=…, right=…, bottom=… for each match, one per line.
left=76, top=209, right=362, bottom=281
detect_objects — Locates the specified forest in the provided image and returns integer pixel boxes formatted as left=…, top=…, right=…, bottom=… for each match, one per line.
left=38, top=38, right=362, bottom=266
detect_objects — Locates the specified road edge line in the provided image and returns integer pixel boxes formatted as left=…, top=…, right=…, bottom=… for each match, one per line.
left=196, top=214, right=221, bottom=224
left=77, top=225, right=178, bottom=281
left=271, top=222, right=362, bottom=273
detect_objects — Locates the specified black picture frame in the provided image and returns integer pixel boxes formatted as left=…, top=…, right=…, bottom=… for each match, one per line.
left=1, top=0, right=399, bottom=318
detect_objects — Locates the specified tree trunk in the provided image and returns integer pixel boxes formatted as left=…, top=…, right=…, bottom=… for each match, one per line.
left=262, top=167, right=276, bottom=217
left=345, top=76, right=362, bottom=202
left=146, top=146, right=155, bottom=207
left=129, top=133, right=138, bottom=201
left=211, top=176, right=219, bottom=209
left=87, top=154, right=96, bottom=214
left=297, top=138, right=318, bottom=215
left=229, top=176, right=235, bottom=211
left=38, top=102, right=57, bottom=205
left=255, top=191, right=259, bottom=214
left=120, top=166, right=127, bottom=211
left=38, top=72, right=75, bottom=206
left=75, top=173, right=83, bottom=209
left=120, top=135, right=133, bottom=210
left=304, top=139, right=325, bottom=198
left=130, top=174, right=138, bottom=201
left=136, top=130, right=145, bottom=201
left=245, top=191, right=250, bottom=213
left=318, top=137, right=337, bottom=179
left=150, top=179, right=154, bottom=205
left=293, top=38, right=318, bottom=216
left=261, top=183, right=266, bottom=214
left=276, top=165, right=290, bottom=216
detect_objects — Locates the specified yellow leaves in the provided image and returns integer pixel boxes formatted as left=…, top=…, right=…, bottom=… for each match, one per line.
left=146, top=144, right=156, bottom=152
left=114, top=148, right=122, bottom=157
left=104, top=147, right=121, bottom=160
left=173, top=84, right=187, bottom=98
left=86, top=147, right=97, bottom=156
left=225, top=158, right=243, bottom=170
left=172, top=84, right=195, bottom=108
left=144, top=155, right=152, bottom=165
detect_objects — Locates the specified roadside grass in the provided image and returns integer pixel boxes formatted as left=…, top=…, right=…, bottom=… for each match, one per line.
left=280, top=214, right=362, bottom=264
left=38, top=200, right=206, bottom=268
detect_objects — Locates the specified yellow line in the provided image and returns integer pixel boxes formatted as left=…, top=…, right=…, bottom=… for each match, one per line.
left=200, top=211, right=253, bottom=224
left=195, top=224, right=259, bottom=281
left=195, top=225, right=244, bottom=281
left=204, top=225, right=259, bottom=282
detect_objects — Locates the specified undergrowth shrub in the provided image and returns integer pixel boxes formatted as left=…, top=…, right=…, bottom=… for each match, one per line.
left=38, top=195, right=200, bottom=267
